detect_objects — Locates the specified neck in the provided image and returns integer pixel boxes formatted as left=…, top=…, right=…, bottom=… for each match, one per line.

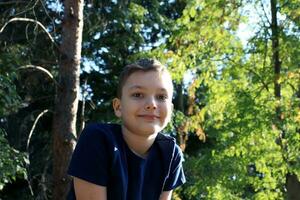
left=121, top=126, right=157, bottom=158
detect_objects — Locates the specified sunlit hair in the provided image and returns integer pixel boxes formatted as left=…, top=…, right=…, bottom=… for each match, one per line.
left=117, top=58, right=173, bottom=98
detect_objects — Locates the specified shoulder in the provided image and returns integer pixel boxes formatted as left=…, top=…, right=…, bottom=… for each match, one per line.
left=155, top=133, right=184, bottom=163
left=77, top=123, right=122, bottom=147
left=156, top=133, right=184, bottom=160
left=173, top=143, right=184, bottom=161
left=157, top=134, right=186, bottom=191
left=68, top=123, right=121, bottom=188
left=79, top=123, right=121, bottom=139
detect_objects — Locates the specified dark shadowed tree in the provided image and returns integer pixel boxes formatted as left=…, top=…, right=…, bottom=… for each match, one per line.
left=271, top=0, right=300, bottom=198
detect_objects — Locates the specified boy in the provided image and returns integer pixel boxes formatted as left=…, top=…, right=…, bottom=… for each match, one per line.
left=67, top=59, right=186, bottom=200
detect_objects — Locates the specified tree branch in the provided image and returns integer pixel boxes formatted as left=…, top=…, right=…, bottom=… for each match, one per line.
left=0, top=1, right=27, bottom=5
left=25, top=109, right=50, bottom=197
left=0, top=17, right=57, bottom=47
left=260, top=0, right=272, bottom=26
left=18, top=65, right=59, bottom=86
left=26, top=109, right=50, bottom=151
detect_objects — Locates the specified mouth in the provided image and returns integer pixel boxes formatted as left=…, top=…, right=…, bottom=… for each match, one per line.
left=138, top=114, right=160, bottom=121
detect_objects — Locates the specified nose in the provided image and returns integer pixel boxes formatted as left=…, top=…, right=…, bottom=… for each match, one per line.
left=145, top=97, right=157, bottom=110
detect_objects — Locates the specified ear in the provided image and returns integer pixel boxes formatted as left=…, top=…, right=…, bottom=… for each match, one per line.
left=112, top=98, right=122, bottom=118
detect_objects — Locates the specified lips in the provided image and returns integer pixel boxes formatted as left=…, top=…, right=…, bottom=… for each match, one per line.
left=138, top=114, right=159, bottom=121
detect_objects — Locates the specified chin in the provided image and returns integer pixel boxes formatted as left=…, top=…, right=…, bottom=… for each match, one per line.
left=124, top=122, right=163, bottom=136
left=138, top=125, right=160, bottom=135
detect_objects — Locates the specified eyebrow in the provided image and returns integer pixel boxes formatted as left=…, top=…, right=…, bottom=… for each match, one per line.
left=128, top=85, right=169, bottom=93
left=128, top=85, right=145, bottom=90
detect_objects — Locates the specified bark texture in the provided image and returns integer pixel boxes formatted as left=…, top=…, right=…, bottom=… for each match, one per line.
left=52, top=0, right=84, bottom=199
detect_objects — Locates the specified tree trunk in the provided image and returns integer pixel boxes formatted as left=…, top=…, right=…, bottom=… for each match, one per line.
left=52, top=0, right=84, bottom=199
left=270, top=0, right=281, bottom=121
left=270, top=0, right=300, bottom=197
left=286, top=174, right=300, bottom=200
left=174, top=83, right=188, bottom=151
left=176, top=83, right=184, bottom=112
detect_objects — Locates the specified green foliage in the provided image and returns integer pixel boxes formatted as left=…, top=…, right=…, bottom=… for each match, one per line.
left=1, top=0, right=300, bottom=199
left=148, top=0, right=300, bottom=199
left=0, top=48, right=28, bottom=193
left=0, top=129, right=27, bottom=191
left=0, top=73, right=21, bottom=116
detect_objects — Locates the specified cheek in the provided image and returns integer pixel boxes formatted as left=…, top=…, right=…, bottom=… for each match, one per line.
left=122, top=101, right=138, bottom=114
left=161, top=104, right=171, bottom=117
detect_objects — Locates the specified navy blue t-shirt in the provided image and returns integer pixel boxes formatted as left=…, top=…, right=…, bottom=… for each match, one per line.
left=67, top=123, right=185, bottom=200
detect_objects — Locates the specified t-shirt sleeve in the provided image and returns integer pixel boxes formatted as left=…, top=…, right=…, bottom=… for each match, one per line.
left=68, top=124, right=109, bottom=186
left=163, top=145, right=186, bottom=191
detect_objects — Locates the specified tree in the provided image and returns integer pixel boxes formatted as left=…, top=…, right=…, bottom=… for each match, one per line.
left=1, top=0, right=299, bottom=199
left=1, top=0, right=186, bottom=198
left=0, top=1, right=58, bottom=198
left=144, top=0, right=300, bottom=199
left=270, top=0, right=300, bottom=198
left=0, top=72, right=27, bottom=195
left=52, top=0, right=84, bottom=199
left=79, top=0, right=186, bottom=123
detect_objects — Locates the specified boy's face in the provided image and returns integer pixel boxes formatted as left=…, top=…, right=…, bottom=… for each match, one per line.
left=113, top=70, right=173, bottom=137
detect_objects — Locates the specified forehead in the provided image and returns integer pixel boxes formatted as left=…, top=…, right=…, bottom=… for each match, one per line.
left=123, top=70, right=173, bottom=93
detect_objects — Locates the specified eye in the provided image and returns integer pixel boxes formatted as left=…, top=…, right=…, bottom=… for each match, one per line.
left=131, top=92, right=143, bottom=98
left=156, top=94, right=168, bottom=101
